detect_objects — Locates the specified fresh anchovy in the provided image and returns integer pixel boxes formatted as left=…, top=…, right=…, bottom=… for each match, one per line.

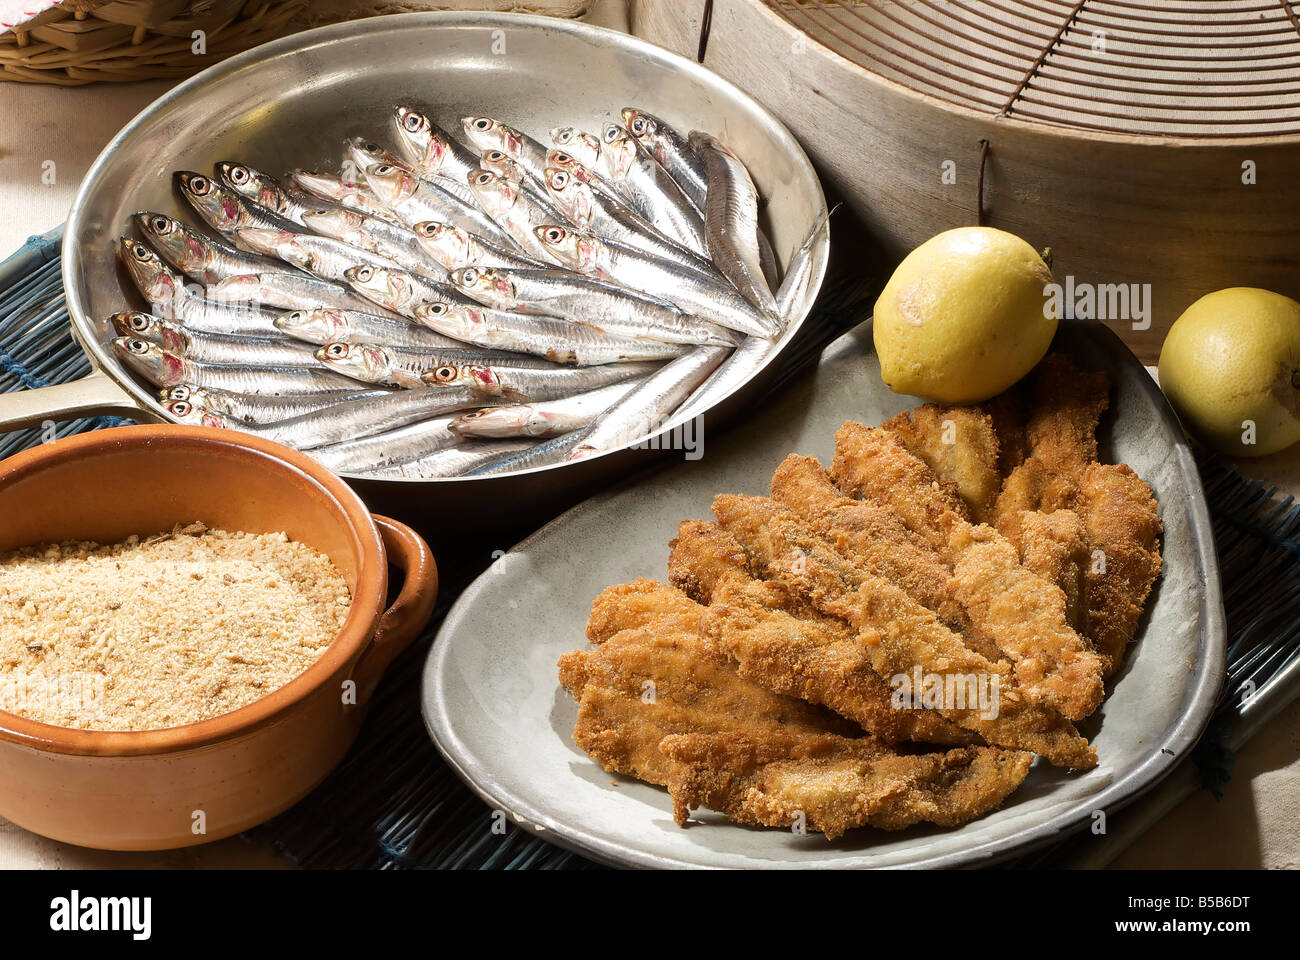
left=363, top=162, right=518, bottom=250
left=462, top=116, right=551, bottom=185
left=316, top=340, right=554, bottom=388
left=176, top=171, right=299, bottom=249
left=393, top=106, right=482, bottom=183
left=364, top=439, right=537, bottom=479
left=274, top=308, right=464, bottom=350
left=598, top=123, right=708, bottom=257
left=133, top=212, right=294, bottom=285
left=112, top=337, right=364, bottom=394
left=300, top=208, right=444, bottom=279
left=550, top=127, right=604, bottom=173
left=422, top=359, right=658, bottom=403
left=310, top=415, right=460, bottom=473
left=344, top=264, right=471, bottom=318
left=450, top=381, right=638, bottom=438
left=775, top=205, right=834, bottom=322
left=290, top=170, right=396, bottom=223
left=571, top=345, right=730, bottom=459
left=463, top=430, right=592, bottom=476
left=621, top=108, right=709, bottom=212
left=449, top=266, right=736, bottom=348
left=412, top=302, right=684, bottom=365
left=118, top=238, right=284, bottom=337
left=235, top=227, right=402, bottom=283
left=344, top=138, right=406, bottom=184
left=216, top=161, right=349, bottom=227
left=689, top=131, right=780, bottom=317
left=541, top=163, right=718, bottom=277
left=535, top=226, right=779, bottom=338
left=181, top=386, right=491, bottom=451
left=467, top=170, right=569, bottom=264
left=110, top=312, right=318, bottom=367
left=160, top=384, right=387, bottom=425
left=671, top=335, right=773, bottom=425
left=478, top=150, right=573, bottom=224
left=208, top=272, right=385, bottom=314
left=412, top=221, right=544, bottom=273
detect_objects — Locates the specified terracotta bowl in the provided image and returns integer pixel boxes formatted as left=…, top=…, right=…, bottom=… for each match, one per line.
left=0, top=425, right=438, bottom=850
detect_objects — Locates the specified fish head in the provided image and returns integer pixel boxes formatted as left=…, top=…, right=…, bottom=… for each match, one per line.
left=449, top=266, right=513, bottom=307
left=132, top=212, right=190, bottom=266
left=175, top=171, right=245, bottom=233
left=291, top=169, right=347, bottom=198
left=553, top=127, right=601, bottom=163
left=394, top=106, right=434, bottom=156
left=479, top=150, right=521, bottom=183
left=533, top=225, right=596, bottom=273
left=316, top=341, right=388, bottom=383
left=414, top=301, right=478, bottom=339
left=343, top=263, right=388, bottom=298
left=275, top=308, right=343, bottom=343
left=346, top=138, right=395, bottom=174
left=467, top=169, right=517, bottom=215
left=301, top=207, right=362, bottom=239
left=598, top=124, right=637, bottom=179
left=109, top=310, right=164, bottom=342
left=163, top=398, right=219, bottom=426
left=462, top=116, right=521, bottom=158
left=542, top=167, right=593, bottom=227
left=420, top=363, right=489, bottom=393
left=216, top=161, right=280, bottom=210
left=412, top=221, right=469, bottom=270
left=621, top=108, right=660, bottom=143
left=364, top=162, right=414, bottom=206
left=159, top=384, right=193, bottom=403
left=117, top=237, right=176, bottom=304
left=112, top=336, right=185, bottom=387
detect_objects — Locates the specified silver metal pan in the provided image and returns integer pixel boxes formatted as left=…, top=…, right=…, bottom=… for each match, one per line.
left=0, top=12, right=827, bottom=535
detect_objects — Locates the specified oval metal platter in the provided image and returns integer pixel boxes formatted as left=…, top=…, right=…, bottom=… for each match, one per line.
left=423, top=316, right=1224, bottom=869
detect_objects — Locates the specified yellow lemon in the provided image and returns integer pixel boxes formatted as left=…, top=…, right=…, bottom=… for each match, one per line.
left=1158, top=287, right=1300, bottom=457
left=873, top=227, right=1057, bottom=404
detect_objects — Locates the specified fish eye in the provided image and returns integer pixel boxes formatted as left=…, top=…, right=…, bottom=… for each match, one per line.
left=630, top=117, right=647, bottom=135
left=189, top=175, right=210, bottom=194
left=475, top=172, right=494, bottom=185
left=550, top=170, right=568, bottom=188
left=543, top=227, right=565, bottom=242
left=170, top=400, right=191, bottom=416
left=127, top=339, right=148, bottom=354
left=433, top=365, right=457, bottom=382
left=486, top=151, right=505, bottom=162
left=167, top=386, right=189, bottom=400
left=403, top=113, right=424, bottom=132
left=355, top=266, right=373, bottom=281
left=325, top=343, right=349, bottom=358
left=132, top=243, right=149, bottom=259
left=129, top=315, right=149, bottom=331
left=228, top=166, right=249, bottom=185
left=373, top=164, right=392, bottom=175
left=460, top=268, right=478, bottom=285
left=425, top=303, right=447, bottom=316
left=288, top=310, right=304, bottom=320
left=602, top=126, right=621, bottom=143
left=473, top=118, right=491, bottom=131
left=151, top=216, right=171, bottom=232
left=552, top=151, right=572, bottom=165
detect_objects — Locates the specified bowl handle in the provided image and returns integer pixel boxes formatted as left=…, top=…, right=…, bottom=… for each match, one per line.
left=351, top=514, right=439, bottom=704
left=0, top=372, right=148, bottom=433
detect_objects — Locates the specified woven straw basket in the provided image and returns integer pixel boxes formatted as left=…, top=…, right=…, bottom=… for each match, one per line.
left=0, top=0, right=593, bottom=85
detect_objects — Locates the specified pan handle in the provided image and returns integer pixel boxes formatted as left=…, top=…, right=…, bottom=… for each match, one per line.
left=0, top=371, right=147, bottom=433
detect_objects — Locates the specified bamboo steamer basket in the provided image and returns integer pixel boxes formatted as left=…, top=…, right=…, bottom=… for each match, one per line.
left=0, top=0, right=592, bottom=85
left=631, top=0, right=1300, bottom=360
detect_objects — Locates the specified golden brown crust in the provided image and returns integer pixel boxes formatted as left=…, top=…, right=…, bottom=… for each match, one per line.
left=882, top=404, right=1002, bottom=524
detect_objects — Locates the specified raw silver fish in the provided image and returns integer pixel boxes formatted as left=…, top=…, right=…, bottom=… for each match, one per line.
left=461, top=116, right=551, bottom=185
left=160, top=384, right=387, bottom=424
left=688, top=131, right=780, bottom=317
left=535, top=227, right=778, bottom=338
left=363, top=162, right=518, bottom=250
left=463, top=429, right=591, bottom=476
left=412, top=221, right=544, bottom=273
left=449, top=266, right=737, bottom=348
left=234, top=227, right=402, bottom=283
left=598, top=123, right=709, bottom=257
left=549, top=128, right=605, bottom=175
left=467, top=170, right=570, bottom=265
left=112, top=337, right=365, bottom=394
left=449, top=381, right=638, bottom=438
left=133, top=212, right=295, bottom=285
left=344, top=264, right=471, bottom=318
left=310, top=415, right=460, bottom=473
left=216, top=161, right=347, bottom=227
left=316, top=340, right=554, bottom=388
left=478, top=150, right=572, bottom=225
left=177, top=385, right=490, bottom=451
left=290, top=170, right=396, bottom=223
left=176, top=171, right=300, bottom=250
left=621, top=108, right=709, bottom=212
left=775, top=205, right=835, bottom=321
left=393, top=105, right=481, bottom=183
left=670, top=335, right=773, bottom=426
left=208, top=272, right=385, bottom=314
left=421, top=358, right=658, bottom=403
left=301, top=208, right=445, bottom=278
left=110, top=312, right=319, bottom=367
left=344, top=138, right=406, bottom=185
left=274, top=308, right=465, bottom=350
left=571, top=344, right=730, bottom=459
left=364, top=439, right=536, bottom=479
left=412, top=302, right=684, bottom=365
left=118, top=238, right=284, bottom=337
left=541, top=163, right=718, bottom=277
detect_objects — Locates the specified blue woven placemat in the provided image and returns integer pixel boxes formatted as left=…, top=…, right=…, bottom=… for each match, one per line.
left=3, top=230, right=1297, bottom=869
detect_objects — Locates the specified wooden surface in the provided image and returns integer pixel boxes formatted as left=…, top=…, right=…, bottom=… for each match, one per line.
left=631, top=0, right=1300, bottom=362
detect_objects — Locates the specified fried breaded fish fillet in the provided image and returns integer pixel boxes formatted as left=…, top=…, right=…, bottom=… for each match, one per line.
left=882, top=404, right=1002, bottom=523
left=829, top=422, right=1106, bottom=721
left=669, top=517, right=978, bottom=745
left=1015, top=509, right=1089, bottom=629
left=659, top=732, right=1032, bottom=839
